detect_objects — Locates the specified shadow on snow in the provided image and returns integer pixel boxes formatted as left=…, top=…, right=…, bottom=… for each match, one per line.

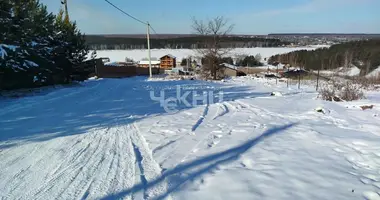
left=100, top=123, right=297, bottom=200
left=0, top=77, right=269, bottom=149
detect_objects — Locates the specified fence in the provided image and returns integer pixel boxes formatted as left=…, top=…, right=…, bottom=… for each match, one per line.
left=258, top=68, right=335, bottom=91
left=96, top=60, right=164, bottom=78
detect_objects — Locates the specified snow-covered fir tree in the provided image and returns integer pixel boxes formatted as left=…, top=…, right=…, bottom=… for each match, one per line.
left=0, top=0, right=89, bottom=90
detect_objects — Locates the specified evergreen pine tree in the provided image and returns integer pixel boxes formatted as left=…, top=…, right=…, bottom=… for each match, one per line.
left=180, top=58, right=187, bottom=66
left=1, top=0, right=89, bottom=89
left=52, top=9, right=89, bottom=83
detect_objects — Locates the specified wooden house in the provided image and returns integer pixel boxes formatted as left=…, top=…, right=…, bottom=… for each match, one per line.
left=160, top=54, right=176, bottom=70
left=220, top=64, right=246, bottom=77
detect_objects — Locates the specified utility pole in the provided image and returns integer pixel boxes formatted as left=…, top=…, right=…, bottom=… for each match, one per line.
left=187, top=57, right=190, bottom=73
left=298, top=71, right=301, bottom=89
left=61, top=0, right=69, bottom=22
left=147, top=22, right=152, bottom=78
left=276, top=64, right=278, bottom=85
left=316, top=69, right=320, bottom=91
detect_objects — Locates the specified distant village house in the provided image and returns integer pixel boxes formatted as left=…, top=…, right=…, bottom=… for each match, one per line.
left=160, top=54, right=176, bottom=70
left=220, top=63, right=246, bottom=77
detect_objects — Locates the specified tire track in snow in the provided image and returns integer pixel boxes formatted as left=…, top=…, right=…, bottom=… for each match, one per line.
left=1, top=80, right=138, bottom=200
left=5, top=133, right=96, bottom=200
left=76, top=129, right=119, bottom=200
left=46, top=133, right=94, bottom=178
left=0, top=133, right=93, bottom=199
left=154, top=106, right=210, bottom=165
left=132, top=143, right=149, bottom=200
left=0, top=136, right=79, bottom=199
left=233, top=100, right=282, bottom=120
left=31, top=82, right=127, bottom=199
left=180, top=104, right=228, bottom=163
left=223, top=101, right=240, bottom=117
left=99, top=128, right=121, bottom=196
left=103, top=128, right=122, bottom=194
left=129, top=123, right=172, bottom=200
left=77, top=130, right=126, bottom=200
left=0, top=141, right=45, bottom=172
left=26, top=128, right=107, bottom=200
left=109, top=128, right=135, bottom=200
left=57, top=129, right=113, bottom=200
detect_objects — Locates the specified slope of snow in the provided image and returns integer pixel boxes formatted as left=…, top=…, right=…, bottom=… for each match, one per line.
left=318, top=66, right=361, bottom=77
left=91, top=46, right=326, bottom=63
left=366, top=66, right=380, bottom=78
left=0, top=76, right=379, bottom=200
left=346, top=66, right=361, bottom=76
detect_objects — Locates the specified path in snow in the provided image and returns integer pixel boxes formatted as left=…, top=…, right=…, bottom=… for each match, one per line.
left=1, top=76, right=380, bottom=200
left=0, top=77, right=253, bottom=199
left=137, top=78, right=380, bottom=200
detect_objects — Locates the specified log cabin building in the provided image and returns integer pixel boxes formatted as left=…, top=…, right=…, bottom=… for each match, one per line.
left=160, top=54, right=176, bottom=70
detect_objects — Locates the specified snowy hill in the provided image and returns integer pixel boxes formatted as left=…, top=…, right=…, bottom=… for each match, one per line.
left=0, top=76, right=379, bottom=200
left=366, top=66, right=380, bottom=79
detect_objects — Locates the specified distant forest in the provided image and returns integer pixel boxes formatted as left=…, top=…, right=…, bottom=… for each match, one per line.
left=85, top=35, right=290, bottom=50
left=268, top=39, right=380, bottom=74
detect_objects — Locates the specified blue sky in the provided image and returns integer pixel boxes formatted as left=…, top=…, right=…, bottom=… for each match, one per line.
left=40, top=0, right=379, bottom=34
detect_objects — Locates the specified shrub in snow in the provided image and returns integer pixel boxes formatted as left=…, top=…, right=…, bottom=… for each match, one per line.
left=319, top=81, right=364, bottom=102
left=355, top=75, right=380, bottom=89
left=270, top=92, right=282, bottom=96
left=360, top=105, right=374, bottom=110
left=315, top=107, right=325, bottom=114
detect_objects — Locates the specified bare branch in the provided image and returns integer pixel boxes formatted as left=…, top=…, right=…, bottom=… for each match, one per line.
left=192, top=16, right=235, bottom=80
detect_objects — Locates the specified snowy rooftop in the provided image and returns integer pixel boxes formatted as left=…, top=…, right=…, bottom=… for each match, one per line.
left=138, top=60, right=161, bottom=65
left=161, top=54, right=176, bottom=59
left=220, top=63, right=238, bottom=70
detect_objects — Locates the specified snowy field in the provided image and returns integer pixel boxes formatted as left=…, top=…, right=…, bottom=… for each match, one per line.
left=1, top=75, right=380, bottom=200
left=92, top=46, right=329, bottom=62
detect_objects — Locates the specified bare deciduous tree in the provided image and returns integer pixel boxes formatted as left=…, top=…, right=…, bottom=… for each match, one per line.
left=344, top=50, right=353, bottom=68
left=192, top=16, right=234, bottom=80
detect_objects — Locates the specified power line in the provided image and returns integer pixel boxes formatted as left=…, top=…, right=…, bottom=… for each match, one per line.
left=149, top=24, right=158, bottom=35
left=103, top=0, right=147, bottom=25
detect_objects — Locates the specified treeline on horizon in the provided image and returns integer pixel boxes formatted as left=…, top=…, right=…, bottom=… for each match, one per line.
left=268, top=39, right=380, bottom=74
left=85, top=35, right=290, bottom=50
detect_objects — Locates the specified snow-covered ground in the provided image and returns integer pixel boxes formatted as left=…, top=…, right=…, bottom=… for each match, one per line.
left=317, top=66, right=362, bottom=77
left=366, top=66, right=380, bottom=79
left=1, top=76, right=380, bottom=200
left=92, top=46, right=328, bottom=63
